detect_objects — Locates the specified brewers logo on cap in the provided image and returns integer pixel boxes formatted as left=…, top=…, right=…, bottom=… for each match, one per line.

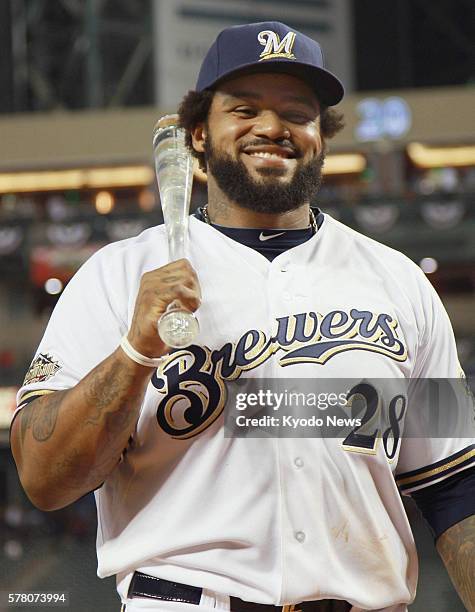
left=195, top=21, right=344, bottom=105
left=258, top=30, right=296, bottom=61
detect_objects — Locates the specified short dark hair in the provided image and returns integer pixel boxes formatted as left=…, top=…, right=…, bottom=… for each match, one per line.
left=178, top=89, right=345, bottom=172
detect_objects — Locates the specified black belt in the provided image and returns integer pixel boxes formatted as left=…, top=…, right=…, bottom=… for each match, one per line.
left=127, top=571, right=352, bottom=611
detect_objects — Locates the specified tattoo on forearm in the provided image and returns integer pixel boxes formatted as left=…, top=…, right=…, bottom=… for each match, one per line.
left=53, top=447, right=120, bottom=490
left=20, top=392, right=64, bottom=443
left=437, top=514, right=475, bottom=610
left=84, top=359, right=144, bottom=428
left=85, top=360, right=130, bottom=425
left=20, top=407, right=33, bottom=444
left=32, top=393, right=62, bottom=441
left=104, top=406, right=136, bottom=435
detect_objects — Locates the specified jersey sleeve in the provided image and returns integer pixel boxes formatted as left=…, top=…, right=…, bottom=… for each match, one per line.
left=411, top=465, right=475, bottom=539
left=395, top=269, right=475, bottom=494
left=16, top=245, right=128, bottom=415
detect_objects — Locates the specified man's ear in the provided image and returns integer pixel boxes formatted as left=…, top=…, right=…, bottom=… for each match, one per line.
left=191, top=123, right=207, bottom=153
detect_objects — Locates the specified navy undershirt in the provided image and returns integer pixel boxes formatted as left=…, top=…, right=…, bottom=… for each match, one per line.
left=411, top=466, right=475, bottom=540
left=193, top=207, right=324, bottom=260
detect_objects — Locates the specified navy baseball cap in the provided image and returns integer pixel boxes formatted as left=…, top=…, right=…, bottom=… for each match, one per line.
left=196, top=21, right=344, bottom=106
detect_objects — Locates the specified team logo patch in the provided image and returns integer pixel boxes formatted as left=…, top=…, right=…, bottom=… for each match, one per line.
left=258, top=30, right=296, bottom=61
left=23, top=353, right=61, bottom=385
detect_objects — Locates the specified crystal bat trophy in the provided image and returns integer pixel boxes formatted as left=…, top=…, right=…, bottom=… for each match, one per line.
left=152, top=114, right=199, bottom=348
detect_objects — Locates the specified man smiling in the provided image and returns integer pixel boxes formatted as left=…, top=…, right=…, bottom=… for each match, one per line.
left=12, top=21, right=475, bottom=612
left=195, top=73, right=326, bottom=215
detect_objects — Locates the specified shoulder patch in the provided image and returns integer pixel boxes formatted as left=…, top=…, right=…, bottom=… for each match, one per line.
left=23, top=353, right=62, bottom=386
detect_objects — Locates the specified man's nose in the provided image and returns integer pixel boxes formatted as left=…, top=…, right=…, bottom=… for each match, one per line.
left=251, top=110, right=290, bottom=140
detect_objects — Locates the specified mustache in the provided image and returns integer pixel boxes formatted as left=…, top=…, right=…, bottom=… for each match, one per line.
left=239, top=138, right=300, bottom=158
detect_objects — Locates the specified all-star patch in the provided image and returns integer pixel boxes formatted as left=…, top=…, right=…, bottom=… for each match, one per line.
left=23, top=353, right=62, bottom=386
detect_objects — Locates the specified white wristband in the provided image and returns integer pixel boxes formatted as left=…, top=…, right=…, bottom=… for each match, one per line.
left=120, top=335, right=164, bottom=368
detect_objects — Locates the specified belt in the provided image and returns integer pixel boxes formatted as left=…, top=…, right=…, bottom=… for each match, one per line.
left=127, top=571, right=352, bottom=611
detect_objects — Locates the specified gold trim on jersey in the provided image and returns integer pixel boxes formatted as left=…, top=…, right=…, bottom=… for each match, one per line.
left=340, top=439, right=380, bottom=456
left=397, top=448, right=475, bottom=486
left=17, top=388, right=56, bottom=408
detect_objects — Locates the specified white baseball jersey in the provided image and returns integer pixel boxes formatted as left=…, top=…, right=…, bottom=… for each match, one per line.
left=17, top=214, right=475, bottom=610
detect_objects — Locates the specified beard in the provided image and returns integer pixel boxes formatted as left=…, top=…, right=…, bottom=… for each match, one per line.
left=204, top=136, right=325, bottom=214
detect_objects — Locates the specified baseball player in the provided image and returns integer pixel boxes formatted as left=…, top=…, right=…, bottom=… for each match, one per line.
left=11, top=21, right=475, bottom=612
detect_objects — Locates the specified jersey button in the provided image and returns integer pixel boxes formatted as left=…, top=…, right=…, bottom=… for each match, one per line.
left=295, top=531, right=306, bottom=543
left=283, top=291, right=292, bottom=301
left=294, top=457, right=304, bottom=468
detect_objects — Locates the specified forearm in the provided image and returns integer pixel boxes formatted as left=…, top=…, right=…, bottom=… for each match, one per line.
left=11, top=347, right=152, bottom=511
left=436, top=514, right=475, bottom=611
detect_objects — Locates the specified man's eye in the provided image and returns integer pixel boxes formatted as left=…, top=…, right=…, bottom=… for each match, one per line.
left=234, top=107, right=255, bottom=116
left=284, top=113, right=311, bottom=124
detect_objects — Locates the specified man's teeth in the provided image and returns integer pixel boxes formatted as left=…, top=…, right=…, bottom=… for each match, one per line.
left=248, top=151, right=287, bottom=159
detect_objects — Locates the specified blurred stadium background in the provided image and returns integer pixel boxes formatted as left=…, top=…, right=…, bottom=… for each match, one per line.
left=0, top=1, right=473, bottom=610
